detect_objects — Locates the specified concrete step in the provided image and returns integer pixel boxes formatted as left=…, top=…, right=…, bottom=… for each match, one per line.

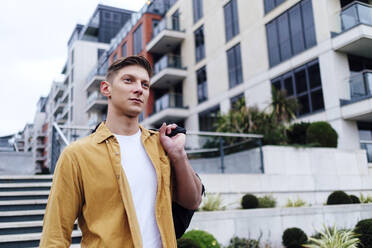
left=0, top=199, right=47, bottom=211
left=0, top=175, right=53, bottom=184
left=0, top=230, right=81, bottom=248
left=0, top=183, right=51, bottom=192
left=0, top=220, right=79, bottom=235
left=0, top=191, right=50, bottom=201
left=0, top=210, right=45, bottom=223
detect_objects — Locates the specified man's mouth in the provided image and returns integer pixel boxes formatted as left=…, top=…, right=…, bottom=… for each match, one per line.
left=129, top=98, right=143, bottom=103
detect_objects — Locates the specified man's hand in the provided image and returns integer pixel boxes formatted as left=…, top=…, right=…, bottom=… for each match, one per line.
left=158, top=122, right=202, bottom=210
left=159, top=123, right=187, bottom=163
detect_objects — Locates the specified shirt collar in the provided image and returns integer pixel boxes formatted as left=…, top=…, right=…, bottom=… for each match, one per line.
left=93, top=121, right=154, bottom=144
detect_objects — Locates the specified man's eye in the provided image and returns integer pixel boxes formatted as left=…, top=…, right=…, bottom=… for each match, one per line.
left=123, top=78, right=131, bottom=83
left=143, top=82, right=149, bottom=88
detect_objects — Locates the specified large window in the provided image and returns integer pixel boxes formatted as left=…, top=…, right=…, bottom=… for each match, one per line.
left=224, top=0, right=240, bottom=42
left=266, top=0, right=316, bottom=67
left=197, top=66, right=208, bottom=103
left=264, top=0, right=286, bottom=14
left=230, top=93, right=244, bottom=109
left=121, top=42, right=127, bottom=58
left=227, top=43, right=243, bottom=88
left=193, top=0, right=203, bottom=23
left=272, top=59, right=324, bottom=116
left=133, top=24, right=143, bottom=55
left=194, top=25, right=205, bottom=63
left=198, top=105, right=220, bottom=131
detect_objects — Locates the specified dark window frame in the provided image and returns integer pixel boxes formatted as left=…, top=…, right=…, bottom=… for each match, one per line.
left=224, top=0, right=240, bottom=42
left=193, top=0, right=203, bottom=23
left=133, top=24, right=143, bottom=55
left=194, top=25, right=206, bottom=63
left=196, top=66, right=208, bottom=103
left=198, top=105, right=220, bottom=132
left=265, top=0, right=316, bottom=67
left=264, top=0, right=286, bottom=14
left=271, top=59, right=324, bottom=116
left=227, top=43, right=243, bottom=88
left=121, top=42, right=127, bottom=58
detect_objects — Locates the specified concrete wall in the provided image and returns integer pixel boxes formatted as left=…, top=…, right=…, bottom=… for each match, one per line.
left=0, top=152, right=34, bottom=175
left=199, top=146, right=372, bottom=207
left=189, top=204, right=372, bottom=247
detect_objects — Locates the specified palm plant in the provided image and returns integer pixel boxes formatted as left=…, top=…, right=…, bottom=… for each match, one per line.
left=304, top=225, right=359, bottom=248
left=269, top=86, right=299, bottom=124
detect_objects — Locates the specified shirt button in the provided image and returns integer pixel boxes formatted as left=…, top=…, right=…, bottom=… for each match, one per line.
left=115, top=152, right=119, bottom=156
left=116, top=175, right=120, bottom=179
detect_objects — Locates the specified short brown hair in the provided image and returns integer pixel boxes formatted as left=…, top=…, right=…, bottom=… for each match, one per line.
left=106, top=55, right=153, bottom=83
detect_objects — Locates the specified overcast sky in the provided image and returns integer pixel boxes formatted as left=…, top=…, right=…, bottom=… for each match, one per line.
left=0, top=0, right=146, bottom=136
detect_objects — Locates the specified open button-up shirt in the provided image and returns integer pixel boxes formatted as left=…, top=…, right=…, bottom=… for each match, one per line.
left=40, top=122, right=177, bottom=247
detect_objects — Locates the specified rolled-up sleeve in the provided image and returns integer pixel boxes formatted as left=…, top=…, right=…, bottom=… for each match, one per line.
left=40, top=147, right=83, bottom=248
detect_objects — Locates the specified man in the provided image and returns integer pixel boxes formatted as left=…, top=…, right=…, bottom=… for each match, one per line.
left=40, top=56, right=203, bottom=247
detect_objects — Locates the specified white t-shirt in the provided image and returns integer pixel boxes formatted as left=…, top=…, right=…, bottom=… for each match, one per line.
left=114, top=129, right=162, bottom=248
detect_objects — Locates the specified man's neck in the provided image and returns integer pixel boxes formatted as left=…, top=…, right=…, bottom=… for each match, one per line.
left=105, top=112, right=140, bottom=136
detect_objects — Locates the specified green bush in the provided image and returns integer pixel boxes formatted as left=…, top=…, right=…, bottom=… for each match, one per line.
left=355, top=218, right=372, bottom=248
left=359, top=193, right=372, bottom=203
left=326, top=191, right=352, bottom=205
left=306, top=121, right=338, bottom=148
left=177, top=238, right=201, bottom=248
left=349, top=194, right=361, bottom=204
left=287, top=122, right=311, bottom=145
left=182, top=230, right=220, bottom=248
left=258, top=195, right=277, bottom=208
left=241, top=194, right=259, bottom=209
left=285, top=197, right=307, bottom=208
left=282, top=227, right=308, bottom=248
left=226, top=236, right=260, bottom=248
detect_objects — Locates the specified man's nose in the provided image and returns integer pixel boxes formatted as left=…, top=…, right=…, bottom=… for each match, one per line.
left=133, top=80, right=143, bottom=94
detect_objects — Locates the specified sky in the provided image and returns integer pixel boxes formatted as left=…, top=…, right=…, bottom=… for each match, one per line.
left=0, top=0, right=146, bottom=136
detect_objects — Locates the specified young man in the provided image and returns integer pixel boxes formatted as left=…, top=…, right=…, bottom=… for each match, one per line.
left=40, top=56, right=203, bottom=247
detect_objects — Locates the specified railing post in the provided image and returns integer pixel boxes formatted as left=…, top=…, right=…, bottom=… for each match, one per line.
left=258, top=138, right=265, bottom=173
left=219, top=137, right=225, bottom=173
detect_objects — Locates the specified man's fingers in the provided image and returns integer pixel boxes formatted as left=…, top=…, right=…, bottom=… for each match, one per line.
left=159, top=122, right=167, bottom=137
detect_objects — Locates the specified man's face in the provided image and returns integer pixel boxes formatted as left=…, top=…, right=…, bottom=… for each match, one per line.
left=107, top=65, right=150, bottom=118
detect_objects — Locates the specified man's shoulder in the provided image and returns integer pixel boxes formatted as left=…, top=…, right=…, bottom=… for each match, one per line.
left=62, top=134, right=97, bottom=155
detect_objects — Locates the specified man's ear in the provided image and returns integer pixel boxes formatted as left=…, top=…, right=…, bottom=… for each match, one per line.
left=100, top=81, right=111, bottom=98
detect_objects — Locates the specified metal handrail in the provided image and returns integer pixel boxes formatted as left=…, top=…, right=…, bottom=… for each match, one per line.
left=53, top=122, right=69, bottom=146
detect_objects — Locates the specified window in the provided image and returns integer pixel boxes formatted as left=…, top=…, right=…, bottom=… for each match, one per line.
left=227, top=43, right=243, bottom=88
left=113, top=53, right=117, bottom=62
left=133, top=24, right=143, bottom=55
left=198, top=105, right=220, bottom=131
left=121, top=42, right=127, bottom=58
left=193, top=0, right=203, bottom=23
left=230, top=93, right=244, bottom=109
left=194, top=25, right=205, bottom=62
left=71, top=68, right=74, bottom=83
left=266, top=0, right=316, bottom=67
left=97, top=49, right=105, bottom=60
left=196, top=66, right=208, bottom=103
left=264, top=0, right=286, bottom=14
left=271, top=59, right=324, bottom=116
left=172, top=10, right=180, bottom=30
left=224, top=0, right=240, bottom=42
left=71, top=49, right=74, bottom=65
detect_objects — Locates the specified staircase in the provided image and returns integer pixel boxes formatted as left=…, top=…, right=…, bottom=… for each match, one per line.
left=0, top=175, right=82, bottom=247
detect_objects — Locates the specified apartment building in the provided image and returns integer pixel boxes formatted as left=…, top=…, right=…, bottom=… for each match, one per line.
left=100, top=0, right=370, bottom=159
left=32, top=97, right=48, bottom=173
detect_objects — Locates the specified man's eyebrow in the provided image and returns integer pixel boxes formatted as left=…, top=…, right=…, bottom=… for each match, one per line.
left=120, top=73, right=149, bottom=82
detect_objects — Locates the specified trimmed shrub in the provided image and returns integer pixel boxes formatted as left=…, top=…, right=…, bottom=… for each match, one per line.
left=350, top=194, right=361, bottom=204
left=226, top=236, right=260, bottom=248
left=182, top=230, right=220, bottom=248
left=177, top=238, right=201, bottom=248
left=355, top=218, right=372, bottom=248
left=282, top=227, right=308, bottom=248
left=287, top=122, right=311, bottom=145
left=241, top=194, right=259, bottom=209
left=258, top=195, right=277, bottom=208
left=326, top=191, right=352, bottom=205
left=306, top=121, right=338, bottom=147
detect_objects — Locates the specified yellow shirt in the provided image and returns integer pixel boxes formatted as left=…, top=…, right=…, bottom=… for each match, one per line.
left=40, top=122, right=177, bottom=247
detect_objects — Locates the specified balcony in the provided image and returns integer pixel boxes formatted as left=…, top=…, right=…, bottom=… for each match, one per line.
left=35, top=154, right=47, bottom=162
left=36, top=131, right=46, bottom=138
left=151, top=55, right=187, bottom=89
left=361, top=140, right=372, bottom=163
left=332, top=2, right=372, bottom=58
left=36, top=142, right=45, bottom=149
left=53, top=98, right=66, bottom=115
left=85, top=91, right=108, bottom=112
left=146, top=17, right=185, bottom=54
left=53, top=84, right=66, bottom=101
left=85, top=65, right=106, bottom=92
left=142, top=93, right=188, bottom=126
left=340, top=70, right=372, bottom=121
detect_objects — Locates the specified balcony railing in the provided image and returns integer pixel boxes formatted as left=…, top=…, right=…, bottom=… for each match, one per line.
left=153, top=55, right=183, bottom=76
left=86, top=64, right=107, bottom=87
left=152, top=16, right=181, bottom=38
left=361, top=140, right=372, bottom=162
left=331, top=2, right=372, bottom=34
left=153, top=93, right=184, bottom=114
left=349, top=70, right=372, bottom=100
left=87, top=91, right=108, bottom=106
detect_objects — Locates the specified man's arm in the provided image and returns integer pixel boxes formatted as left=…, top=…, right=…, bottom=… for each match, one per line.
left=40, top=147, right=84, bottom=248
left=159, top=123, right=202, bottom=210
